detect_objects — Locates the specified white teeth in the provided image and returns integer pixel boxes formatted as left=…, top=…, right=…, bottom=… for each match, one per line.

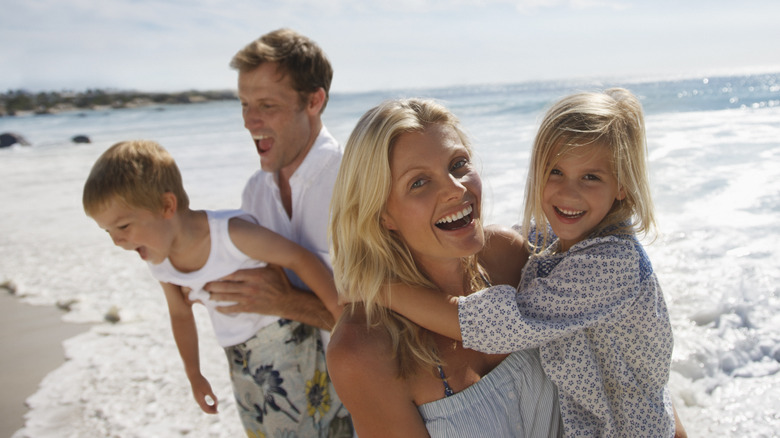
left=557, top=207, right=583, bottom=216
left=253, top=135, right=269, bottom=140
left=437, top=205, right=473, bottom=224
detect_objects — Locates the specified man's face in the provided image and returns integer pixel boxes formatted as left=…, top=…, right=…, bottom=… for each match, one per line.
left=237, top=62, right=319, bottom=175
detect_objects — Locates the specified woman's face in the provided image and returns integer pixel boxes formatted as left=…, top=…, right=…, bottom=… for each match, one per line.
left=382, top=123, right=484, bottom=268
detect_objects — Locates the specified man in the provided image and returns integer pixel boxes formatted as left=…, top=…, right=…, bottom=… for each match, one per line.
left=204, top=28, right=353, bottom=437
left=208, top=28, right=338, bottom=330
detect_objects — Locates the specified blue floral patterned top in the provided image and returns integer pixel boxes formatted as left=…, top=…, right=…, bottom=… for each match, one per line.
left=458, top=231, right=675, bottom=437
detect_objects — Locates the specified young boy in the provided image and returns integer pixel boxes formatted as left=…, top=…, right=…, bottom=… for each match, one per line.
left=83, top=140, right=350, bottom=437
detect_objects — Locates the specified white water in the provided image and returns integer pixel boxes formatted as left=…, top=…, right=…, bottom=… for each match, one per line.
left=2, top=75, right=779, bottom=437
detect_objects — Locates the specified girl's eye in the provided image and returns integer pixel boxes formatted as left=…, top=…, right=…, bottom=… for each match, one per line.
left=584, top=174, right=601, bottom=181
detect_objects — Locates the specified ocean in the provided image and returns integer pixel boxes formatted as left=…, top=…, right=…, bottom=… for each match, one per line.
left=1, top=73, right=779, bottom=437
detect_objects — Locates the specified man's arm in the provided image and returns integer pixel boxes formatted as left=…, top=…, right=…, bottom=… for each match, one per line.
left=204, top=265, right=335, bottom=330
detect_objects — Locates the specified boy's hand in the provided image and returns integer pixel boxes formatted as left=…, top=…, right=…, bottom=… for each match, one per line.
left=189, top=374, right=218, bottom=414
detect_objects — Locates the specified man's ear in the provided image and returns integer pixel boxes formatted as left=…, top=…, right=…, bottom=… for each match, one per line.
left=161, top=192, right=178, bottom=219
left=306, top=88, right=326, bottom=115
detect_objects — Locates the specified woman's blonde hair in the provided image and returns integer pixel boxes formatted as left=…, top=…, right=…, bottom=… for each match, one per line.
left=522, top=88, right=656, bottom=251
left=330, top=98, right=485, bottom=378
left=83, top=140, right=189, bottom=217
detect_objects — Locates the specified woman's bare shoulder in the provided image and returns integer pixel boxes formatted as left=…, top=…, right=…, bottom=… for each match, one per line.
left=328, top=308, right=395, bottom=369
left=480, top=224, right=528, bottom=287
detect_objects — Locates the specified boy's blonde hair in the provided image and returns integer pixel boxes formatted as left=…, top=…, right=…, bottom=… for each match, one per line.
left=330, top=98, right=487, bottom=378
left=522, top=88, right=656, bottom=251
left=83, top=140, right=189, bottom=217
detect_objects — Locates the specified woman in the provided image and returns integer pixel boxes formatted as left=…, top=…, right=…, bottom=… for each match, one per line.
left=327, top=98, right=562, bottom=437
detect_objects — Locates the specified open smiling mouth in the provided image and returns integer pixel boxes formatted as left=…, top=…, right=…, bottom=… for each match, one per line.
left=554, top=206, right=585, bottom=219
left=253, top=135, right=271, bottom=154
left=435, top=205, right=474, bottom=231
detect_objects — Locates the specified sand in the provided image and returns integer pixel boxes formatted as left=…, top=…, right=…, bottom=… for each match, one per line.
left=0, top=291, right=91, bottom=438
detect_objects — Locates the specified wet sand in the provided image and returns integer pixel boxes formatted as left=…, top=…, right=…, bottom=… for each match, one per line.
left=0, top=292, right=90, bottom=438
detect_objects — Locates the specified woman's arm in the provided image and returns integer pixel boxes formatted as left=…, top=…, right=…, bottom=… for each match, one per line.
left=228, top=217, right=342, bottom=320
left=327, top=312, right=430, bottom=438
left=161, top=282, right=218, bottom=414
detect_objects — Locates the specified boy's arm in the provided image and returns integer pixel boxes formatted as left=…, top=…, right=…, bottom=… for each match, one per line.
left=161, top=282, right=218, bottom=414
left=228, top=218, right=342, bottom=321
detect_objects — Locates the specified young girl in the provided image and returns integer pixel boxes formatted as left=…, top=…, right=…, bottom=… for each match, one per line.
left=387, top=89, right=678, bottom=437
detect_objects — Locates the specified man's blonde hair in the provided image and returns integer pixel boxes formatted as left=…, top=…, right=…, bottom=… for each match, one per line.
left=83, top=140, right=188, bottom=216
left=330, top=98, right=486, bottom=378
left=522, top=88, right=656, bottom=250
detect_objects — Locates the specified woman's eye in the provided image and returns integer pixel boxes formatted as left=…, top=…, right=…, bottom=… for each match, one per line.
left=451, top=158, right=468, bottom=171
left=411, top=179, right=425, bottom=189
left=549, top=168, right=562, bottom=176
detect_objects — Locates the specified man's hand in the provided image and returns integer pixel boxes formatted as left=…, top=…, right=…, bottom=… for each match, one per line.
left=204, top=265, right=335, bottom=330
left=204, top=265, right=292, bottom=316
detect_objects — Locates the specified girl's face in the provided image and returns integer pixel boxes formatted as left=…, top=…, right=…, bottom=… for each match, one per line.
left=91, top=196, right=175, bottom=265
left=542, top=143, right=625, bottom=252
left=382, top=123, right=484, bottom=269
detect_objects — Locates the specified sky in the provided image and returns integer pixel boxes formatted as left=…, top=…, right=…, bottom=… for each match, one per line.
left=2, top=0, right=779, bottom=94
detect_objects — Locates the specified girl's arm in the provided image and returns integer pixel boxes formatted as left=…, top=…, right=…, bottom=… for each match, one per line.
left=327, top=311, right=430, bottom=438
left=161, top=282, right=218, bottom=414
left=459, top=236, right=648, bottom=353
left=228, top=218, right=342, bottom=320
left=384, top=224, right=528, bottom=341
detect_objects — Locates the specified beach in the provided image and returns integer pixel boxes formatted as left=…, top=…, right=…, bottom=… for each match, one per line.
left=1, top=74, right=779, bottom=437
left=0, top=290, right=90, bottom=438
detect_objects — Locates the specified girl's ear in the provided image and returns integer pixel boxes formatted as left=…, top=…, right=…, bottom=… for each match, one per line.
left=161, top=192, right=178, bottom=219
left=616, top=185, right=627, bottom=201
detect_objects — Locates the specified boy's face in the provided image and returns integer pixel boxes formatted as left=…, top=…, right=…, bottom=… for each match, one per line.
left=91, top=197, right=174, bottom=265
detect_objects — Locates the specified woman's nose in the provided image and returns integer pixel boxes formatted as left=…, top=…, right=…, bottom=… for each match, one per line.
left=442, top=174, right=467, bottom=201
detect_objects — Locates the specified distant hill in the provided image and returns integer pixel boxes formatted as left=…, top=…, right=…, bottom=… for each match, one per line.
left=0, top=89, right=237, bottom=117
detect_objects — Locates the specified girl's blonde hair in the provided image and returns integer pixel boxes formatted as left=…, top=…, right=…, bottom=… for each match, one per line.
left=330, top=98, right=486, bottom=378
left=522, top=88, right=656, bottom=251
left=83, top=140, right=189, bottom=217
